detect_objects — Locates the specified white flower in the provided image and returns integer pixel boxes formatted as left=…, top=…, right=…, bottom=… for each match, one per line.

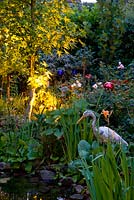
left=71, top=83, right=76, bottom=88
left=73, top=83, right=77, bottom=87
left=97, top=82, right=103, bottom=86
left=77, top=82, right=82, bottom=87
left=76, top=80, right=82, bottom=87
left=92, top=83, right=98, bottom=89
left=57, top=197, right=65, bottom=200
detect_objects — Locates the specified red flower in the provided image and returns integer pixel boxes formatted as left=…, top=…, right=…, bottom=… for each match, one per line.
left=123, top=80, right=129, bottom=84
left=111, top=80, right=117, bottom=84
left=103, top=82, right=114, bottom=90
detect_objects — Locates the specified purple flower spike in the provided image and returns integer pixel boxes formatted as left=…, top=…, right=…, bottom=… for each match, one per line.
left=57, top=69, right=64, bottom=76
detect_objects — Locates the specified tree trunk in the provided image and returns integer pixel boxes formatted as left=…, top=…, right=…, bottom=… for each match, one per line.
left=25, top=87, right=36, bottom=121
left=0, top=76, right=3, bottom=99
left=6, top=74, right=10, bottom=101
left=24, top=55, right=36, bottom=121
left=24, top=0, right=36, bottom=121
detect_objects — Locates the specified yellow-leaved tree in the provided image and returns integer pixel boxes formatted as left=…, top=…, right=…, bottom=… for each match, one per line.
left=0, top=0, right=85, bottom=120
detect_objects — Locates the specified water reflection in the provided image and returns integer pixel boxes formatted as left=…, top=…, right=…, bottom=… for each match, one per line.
left=0, top=176, right=68, bottom=200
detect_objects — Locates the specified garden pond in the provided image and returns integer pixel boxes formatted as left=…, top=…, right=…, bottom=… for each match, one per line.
left=0, top=166, right=89, bottom=200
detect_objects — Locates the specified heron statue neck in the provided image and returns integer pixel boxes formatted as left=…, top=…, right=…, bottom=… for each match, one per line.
left=87, top=111, right=98, bottom=135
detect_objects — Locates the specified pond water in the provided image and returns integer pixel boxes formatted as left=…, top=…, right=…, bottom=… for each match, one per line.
left=0, top=176, right=72, bottom=200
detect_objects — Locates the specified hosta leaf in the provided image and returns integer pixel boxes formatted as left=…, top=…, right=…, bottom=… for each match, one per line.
left=27, top=139, right=43, bottom=160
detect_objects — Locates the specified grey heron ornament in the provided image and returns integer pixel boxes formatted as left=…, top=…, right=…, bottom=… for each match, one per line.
left=77, top=110, right=128, bottom=146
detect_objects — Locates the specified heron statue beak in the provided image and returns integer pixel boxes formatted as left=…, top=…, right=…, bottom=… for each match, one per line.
left=77, top=116, right=85, bottom=124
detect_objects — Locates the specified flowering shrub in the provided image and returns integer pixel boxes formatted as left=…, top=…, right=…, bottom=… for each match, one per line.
left=50, top=60, right=134, bottom=145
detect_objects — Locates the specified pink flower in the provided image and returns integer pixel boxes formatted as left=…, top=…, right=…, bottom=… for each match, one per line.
left=103, top=82, right=114, bottom=90
left=117, top=62, right=124, bottom=69
left=85, top=74, right=92, bottom=79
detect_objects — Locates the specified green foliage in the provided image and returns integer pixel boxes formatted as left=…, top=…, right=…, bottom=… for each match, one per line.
left=58, top=104, right=87, bottom=162
left=78, top=140, right=134, bottom=200
left=0, top=0, right=84, bottom=107
left=0, top=57, right=133, bottom=171
left=37, top=99, right=90, bottom=162
left=120, top=0, right=134, bottom=64
left=125, top=0, right=134, bottom=26
left=96, top=1, right=125, bottom=63
left=0, top=1, right=133, bottom=182
left=0, top=112, right=64, bottom=170
left=68, top=1, right=134, bottom=66
left=26, top=98, right=93, bottom=163
left=70, top=4, right=99, bottom=36
left=0, top=0, right=81, bottom=75
left=38, top=46, right=95, bottom=83
left=0, top=128, right=43, bottom=172
left=0, top=95, right=27, bottom=116
left=0, top=99, right=7, bottom=115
